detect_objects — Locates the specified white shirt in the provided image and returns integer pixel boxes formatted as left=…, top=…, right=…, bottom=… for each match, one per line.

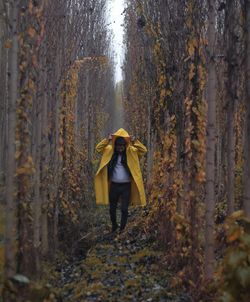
left=111, top=155, right=131, bottom=183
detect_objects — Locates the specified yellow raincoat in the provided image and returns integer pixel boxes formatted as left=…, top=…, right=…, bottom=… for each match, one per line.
left=94, top=128, right=147, bottom=206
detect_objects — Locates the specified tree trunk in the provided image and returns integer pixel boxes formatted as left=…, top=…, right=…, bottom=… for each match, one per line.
left=243, top=0, right=250, bottom=217
left=0, top=0, right=7, bottom=179
left=205, top=0, right=216, bottom=280
left=225, top=0, right=237, bottom=215
left=41, top=56, right=49, bottom=256
left=227, top=104, right=235, bottom=214
left=4, top=0, right=18, bottom=278
left=33, top=96, right=42, bottom=278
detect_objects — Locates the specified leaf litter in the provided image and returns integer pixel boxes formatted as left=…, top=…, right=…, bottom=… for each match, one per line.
left=49, top=207, right=187, bottom=302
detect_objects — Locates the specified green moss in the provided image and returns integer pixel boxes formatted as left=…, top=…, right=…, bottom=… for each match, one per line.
left=85, top=255, right=103, bottom=267
left=131, top=248, right=160, bottom=262
left=124, top=278, right=141, bottom=288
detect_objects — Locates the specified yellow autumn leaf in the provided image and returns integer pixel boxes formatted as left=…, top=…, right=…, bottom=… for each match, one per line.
left=36, top=6, right=44, bottom=19
left=28, top=79, right=36, bottom=92
left=189, top=190, right=195, bottom=197
left=228, top=210, right=245, bottom=221
left=4, top=39, right=12, bottom=49
left=32, top=55, right=38, bottom=68
left=19, top=62, right=26, bottom=72
left=166, top=90, right=172, bottom=96
left=176, top=224, right=182, bottom=231
left=192, top=139, right=200, bottom=147
left=16, top=166, right=34, bottom=176
left=170, top=115, right=176, bottom=122
left=27, top=155, right=34, bottom=163
left=160, top=89, right=166, bottom=99
left=173, top=213, right=186, bottom=224
left=28, top=1, right=33, bottom=13
left=196, top=171, right=206, bottom=183
left=188, top=63, right=195, bottom=80
left=186, top=18, right=192, bottom=29
left=188, top=37, right=198, bottom=55
left=27, top=26, right=36, bottom=38
left=188, top=280, right=196, bottom=287
left=15, top=151, right=21, bottom=160
left=159, top=74, right=166, bottom=86
left=227, top=227, right=242, bottom=243
left=58, top=147, right=63, bottom=154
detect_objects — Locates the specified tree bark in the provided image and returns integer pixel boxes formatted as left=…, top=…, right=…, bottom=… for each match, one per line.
left=227, top=104, right=235, bottom=215
left=225, top=0, right=237, bottom=215
left=41, top=54, right=49, bottom=256
left=0, top=0, right=8, bottom=178
left=4, top=0, right=18, bottom=278
left=243, top=0, right=250, bottom=217
left=33, top=95, right=42, bottom=278
left=205, top=0, right=217, bottom=280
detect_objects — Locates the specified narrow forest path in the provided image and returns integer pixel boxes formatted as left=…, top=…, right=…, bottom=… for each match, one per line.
left=50, top=208, right=188, bottom=302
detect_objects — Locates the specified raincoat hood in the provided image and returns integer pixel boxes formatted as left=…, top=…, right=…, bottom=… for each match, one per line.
left=111, top=128, right=130, bottom=145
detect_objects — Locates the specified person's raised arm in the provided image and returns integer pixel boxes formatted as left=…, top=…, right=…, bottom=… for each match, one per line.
left=95, top=134, right=112, bottom=154
left=130, top=136, right=147, bottom=156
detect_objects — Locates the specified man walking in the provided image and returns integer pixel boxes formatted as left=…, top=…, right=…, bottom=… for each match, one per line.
left=95, top=128, right=147, bottom=233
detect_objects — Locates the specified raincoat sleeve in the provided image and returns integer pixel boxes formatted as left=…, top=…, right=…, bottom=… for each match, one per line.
left=95, top=138, right=110, bottom=154
left=133, top=139, right=147, bottom=156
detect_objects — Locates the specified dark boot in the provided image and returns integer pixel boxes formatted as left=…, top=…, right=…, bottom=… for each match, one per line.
left=110, top=202, right=118, bottom=232
left=112, top=223, right=118, bottom=233
left=120, top=209, right=128, bottom=231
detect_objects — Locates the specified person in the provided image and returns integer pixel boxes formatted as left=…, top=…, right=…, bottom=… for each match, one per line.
left=94, top=128, right=147, bottom=233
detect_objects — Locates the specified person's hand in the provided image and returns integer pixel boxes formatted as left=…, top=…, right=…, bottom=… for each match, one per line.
left=130, top=135, right=136, bottom=143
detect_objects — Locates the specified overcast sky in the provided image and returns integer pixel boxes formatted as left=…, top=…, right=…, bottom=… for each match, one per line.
left=107, top=0, right=125, bottom=83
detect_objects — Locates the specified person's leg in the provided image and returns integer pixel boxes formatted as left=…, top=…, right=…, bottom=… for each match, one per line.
left=120, top=183, right=131, bottom=231
left=109, top=182, right=119, bottom=232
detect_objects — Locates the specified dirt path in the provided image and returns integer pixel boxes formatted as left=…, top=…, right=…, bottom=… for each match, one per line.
left=52, top=208, right=187, bottom=302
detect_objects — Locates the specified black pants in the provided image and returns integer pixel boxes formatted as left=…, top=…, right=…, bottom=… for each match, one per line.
left=109, top=182, right=131, bottom=231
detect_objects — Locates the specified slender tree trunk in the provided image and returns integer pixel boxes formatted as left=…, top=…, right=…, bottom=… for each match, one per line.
left=243, top=0, right=250, bottom=217
left=225, top=0, right=237, bottom=215
left=51, top=49, right=61, bottom=257
left=16, top=0, right=37, bottom=275
left=227, top=104, right=235, bottom=214
left=4, top=0, right=18, bottom=278
left=216, top=123, right=222, bottom=203
left=41, top=58, right=49, bottom=256
left=0, top=0, right=7, bottom=178
left=33, top=97, right=42, bottom=278
left=146, top=103, right=153, bottom=184
left=205, top=0, right=216, bottom=280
